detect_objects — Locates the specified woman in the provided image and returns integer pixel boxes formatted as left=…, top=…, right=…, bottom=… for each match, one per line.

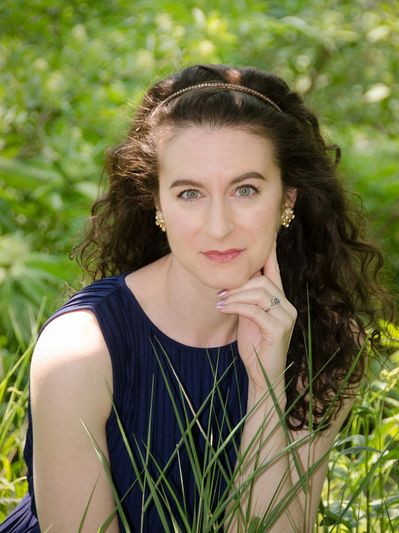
left=1, top=64, right=394, bottom=532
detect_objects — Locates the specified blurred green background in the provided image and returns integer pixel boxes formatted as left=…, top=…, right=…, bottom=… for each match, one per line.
left=0, top=0, right=398, bottom=358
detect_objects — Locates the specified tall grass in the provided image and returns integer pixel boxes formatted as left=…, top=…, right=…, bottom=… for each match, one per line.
left=0, top=343, right=31, bottom=514
left=1, top=322, right=398, bottom=531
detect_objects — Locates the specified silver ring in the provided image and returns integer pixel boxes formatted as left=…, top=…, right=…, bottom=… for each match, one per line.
left=263, top=296, right=281, bottom=312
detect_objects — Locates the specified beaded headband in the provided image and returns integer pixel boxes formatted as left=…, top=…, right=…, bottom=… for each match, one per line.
left=155, top=82, right=283, bottom=113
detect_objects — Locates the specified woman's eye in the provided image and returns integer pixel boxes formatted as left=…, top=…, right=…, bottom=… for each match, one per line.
left=178, top=189, right=200, bottom=201
left=235, top=185, right=259, bottom=197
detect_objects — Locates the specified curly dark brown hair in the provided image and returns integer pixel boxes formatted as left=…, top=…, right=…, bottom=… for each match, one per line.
left=73, top=64, right=396, bottom=430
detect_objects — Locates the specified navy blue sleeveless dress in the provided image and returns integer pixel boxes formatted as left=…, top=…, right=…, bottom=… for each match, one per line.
left=0, top=274, right=248, bottom=532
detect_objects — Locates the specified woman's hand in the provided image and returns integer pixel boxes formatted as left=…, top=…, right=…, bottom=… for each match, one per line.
left=216, top=237, right=297, bottom=397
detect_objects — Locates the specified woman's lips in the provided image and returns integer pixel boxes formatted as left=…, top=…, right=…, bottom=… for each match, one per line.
left=202, top=249, right=243, bottom=262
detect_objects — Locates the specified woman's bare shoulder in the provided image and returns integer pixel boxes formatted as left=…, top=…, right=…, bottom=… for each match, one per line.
left=31, top=310, right=113, bottom=419
left=33, top=310, right=110, bottom=366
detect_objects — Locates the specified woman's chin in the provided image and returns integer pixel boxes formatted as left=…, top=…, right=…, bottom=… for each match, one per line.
left=204, top=270, right=259, bottom=292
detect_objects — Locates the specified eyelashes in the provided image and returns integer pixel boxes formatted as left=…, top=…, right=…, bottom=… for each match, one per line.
left=236, top=184, right=261, bottom=197
left=177, top=184, right=261, bottom=201
left=178, top=189, right=201, bottom=201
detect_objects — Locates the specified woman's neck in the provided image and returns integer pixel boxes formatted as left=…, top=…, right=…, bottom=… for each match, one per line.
left=163, top=254, right=238, bottom=347
left=126, top=254, right=238, bottom=349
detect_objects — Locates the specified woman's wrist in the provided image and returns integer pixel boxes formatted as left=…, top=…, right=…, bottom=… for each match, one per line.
left=247, top=380, right=287, bottom=412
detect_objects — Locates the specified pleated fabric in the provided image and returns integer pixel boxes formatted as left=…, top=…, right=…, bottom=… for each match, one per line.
left=0, top=274, right=248, bottom=532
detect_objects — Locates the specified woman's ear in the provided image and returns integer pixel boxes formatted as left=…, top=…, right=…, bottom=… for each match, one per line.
left=284, top=187, right=297, bottom=208
left=153, top=194, right=161, bottom=212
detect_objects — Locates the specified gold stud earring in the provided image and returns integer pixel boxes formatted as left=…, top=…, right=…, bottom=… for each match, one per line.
left=281, top=207, right=295, bottom=228
left=155, top=210, right=166, bottom=232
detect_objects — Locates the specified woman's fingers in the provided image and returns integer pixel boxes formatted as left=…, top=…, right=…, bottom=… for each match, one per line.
left=263, top=237, right=284, bottom=291
left=217, top=299, right=295, bottom=330
left=217, top=301, right=291, bottom=344
left=218, top=281, right=296, bottom=319
left=217, top=287, right=296, bottom=319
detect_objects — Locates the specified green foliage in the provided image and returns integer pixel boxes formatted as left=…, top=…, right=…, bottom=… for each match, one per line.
left=0, top=344, right=31, bottom=515
left=0, top=0, right=398, bottom=529
left=321, top=355, right=399, bottom=532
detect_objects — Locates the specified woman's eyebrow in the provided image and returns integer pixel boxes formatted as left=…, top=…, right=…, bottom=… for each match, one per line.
left=170, top=171, right=266, bottom=189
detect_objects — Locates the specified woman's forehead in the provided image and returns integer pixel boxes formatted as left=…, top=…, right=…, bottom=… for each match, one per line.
left=158, top=125, right=277, bottom=162
left=157, top=126, right=281, bottom=185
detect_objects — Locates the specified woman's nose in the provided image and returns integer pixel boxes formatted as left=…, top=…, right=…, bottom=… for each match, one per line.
left=205, top=199, right=235, bottom=239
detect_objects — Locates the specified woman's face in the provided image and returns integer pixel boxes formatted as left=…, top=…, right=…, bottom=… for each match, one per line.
left=156, top=126, right=295, bottom=291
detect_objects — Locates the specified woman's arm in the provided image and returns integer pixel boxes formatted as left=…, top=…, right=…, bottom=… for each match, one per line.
left=227, top=384, right=355, bottom=532
left=31, top=310, right=120, bottom=532
left=217, top=237, right=358, bottom=531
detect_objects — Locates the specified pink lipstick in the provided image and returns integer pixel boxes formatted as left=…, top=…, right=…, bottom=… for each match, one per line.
left=202, top=249, right=243, bottom=262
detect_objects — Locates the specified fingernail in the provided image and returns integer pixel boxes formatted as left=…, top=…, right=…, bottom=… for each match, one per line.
left=217, top=289, right=228, bottom=297
left=216, top=301, right=226, bottom=309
